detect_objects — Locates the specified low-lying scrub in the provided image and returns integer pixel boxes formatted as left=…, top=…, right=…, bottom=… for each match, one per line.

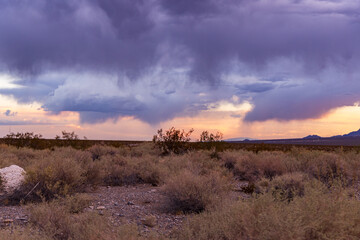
left=162, top=170, right=231, bottom=213
left=2, top=143, right=360, bottom=239
left=178, top=182, right=360, bottom=240
left=0, top=228, right=52, bottom=240
left=27, top=195, right=150, bottom=240
left=255, top=172, right=307, bottom=202
left=220, top=149, right=360, bottom=187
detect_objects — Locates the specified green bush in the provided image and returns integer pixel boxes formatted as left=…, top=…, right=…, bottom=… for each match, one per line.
left=153, top=127, right=194, bottom=155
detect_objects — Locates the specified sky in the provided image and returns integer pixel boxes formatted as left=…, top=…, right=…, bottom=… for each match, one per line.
left=1, top=0, right=360, bottom=140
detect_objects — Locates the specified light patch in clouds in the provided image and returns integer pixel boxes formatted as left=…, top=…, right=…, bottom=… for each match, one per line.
left=207, top=101, right=252, bottom=113
left=0, top=74, right=22, bottom=89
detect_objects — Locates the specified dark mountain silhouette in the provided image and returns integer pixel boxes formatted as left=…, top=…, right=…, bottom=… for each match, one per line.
left=303, top=135, right=321, bottom=140
left=225, top=129, right=360, bottom=146
left=225, top=137, right=257, bottom=142
left=342, top=129, right=360, bottom=137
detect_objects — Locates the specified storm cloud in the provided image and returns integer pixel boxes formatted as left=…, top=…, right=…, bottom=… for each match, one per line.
left=0, top=0, right=360, bottom=123
left=3, top=109, right=17, bottom=117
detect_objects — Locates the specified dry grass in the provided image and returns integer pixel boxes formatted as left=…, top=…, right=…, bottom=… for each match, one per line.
left=0, top=228, right=52, bottom=240
left=2, top=144, right=360, bottom=239
left=162, top=170, right=231, bottom=213
left=255, top=172, right=307, bottom=202
left=178, top=181, right=360, bottom=240
left=27, top=195, right=151, bottom=240
left=220, top=149, right=360, bottom=187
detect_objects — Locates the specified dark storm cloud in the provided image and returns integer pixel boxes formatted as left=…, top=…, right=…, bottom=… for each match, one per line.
left=0, top=0, right=159, bottom=77
left=3, top=109, right=17, bottom=117
left=0, top=0, right=360, bottom=123
left=244, top=77, right=360, bottom=122
left=159, top=0, right=223, bottom=16
left=236, top=83, right=276, bottom=93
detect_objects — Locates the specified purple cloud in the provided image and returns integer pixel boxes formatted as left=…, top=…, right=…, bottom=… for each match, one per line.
left=3, top=109, right=17, bottom=117
left=0, top=0, right=359, bottom=123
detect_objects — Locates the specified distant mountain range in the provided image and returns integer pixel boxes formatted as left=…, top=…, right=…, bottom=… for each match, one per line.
left=303, top=129, right=360, bottom=139
left=225, top=137, right=257, bottom=142
left=225, top=129, right=360, bottom=143
left=342, top=129, right=360, bottom=137
left=303, top=135, right=322, bottom=140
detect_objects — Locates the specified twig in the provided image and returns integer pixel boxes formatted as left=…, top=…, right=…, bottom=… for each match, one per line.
left=24, top=181, right=40, bottom=199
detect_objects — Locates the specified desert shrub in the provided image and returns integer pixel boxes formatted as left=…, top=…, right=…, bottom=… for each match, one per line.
left=3, top=132, right=43, bottom=149
left=0, top=148, right=20, bottom=168
left=221, top=151, right=238, bottom=170
left=221, top=151, right=263, bottom=181
left=55, top=131, right=79, bottom=141
left=135, top=158, right=166, bottom=186
left=101, top=155, right=140, bottom=186
left=62, top=194, right=93, bottom=214
left=24, top=152, right=86, bottom=200
left=0, top=228, right=51, bottom=240
left=256, top=172, right=307, bottom=202
left=155, top=151, right=230, bottom=188
left=101, top=154, right=167, bottom=186
left=153, top=127, right=194, bottom=155
left=87, top=144, right=117, bottom=160
left=128, top=142, right=162, bottom=157
left=162, top=170, right=231, bottom=213
left=178, top=182, right=360, bottom=240
left=294, top=151, right=360, bottom=187
left=27, top=195, right=146, bottom=240
left=198, top=131, right=223, bottom=142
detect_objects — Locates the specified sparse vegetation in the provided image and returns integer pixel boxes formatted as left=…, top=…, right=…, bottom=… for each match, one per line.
left=178, top=181, right=360, bottom=240
left=153, top=127, right=194, bottom=155
left=162, top=170, right=231, bottom=213
left=198, top=131, right=223, bottom=142
left=55, top=131, right=79, bottom=141
left=4, top=132, right=43, bottom=149
left=1, top=132, right=360, bottom=239
left=27, top=195, right=145, bottom=240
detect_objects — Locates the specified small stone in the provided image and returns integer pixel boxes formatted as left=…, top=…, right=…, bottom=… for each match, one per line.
left=127, top=201, right=135, bottom=205
left=3, top=219, right=13, bottom=224
left=141, top=215, right=157, bottom=228
left=89, top=206, right=94, bottom=210
left=96, top=206, right=106, bottom=210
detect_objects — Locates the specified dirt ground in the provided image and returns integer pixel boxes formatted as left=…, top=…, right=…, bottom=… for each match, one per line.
left=0, top=182, right=249, bottom=238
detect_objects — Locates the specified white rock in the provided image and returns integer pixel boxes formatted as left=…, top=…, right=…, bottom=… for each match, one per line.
left=0, top=165, right=26, bottom=195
